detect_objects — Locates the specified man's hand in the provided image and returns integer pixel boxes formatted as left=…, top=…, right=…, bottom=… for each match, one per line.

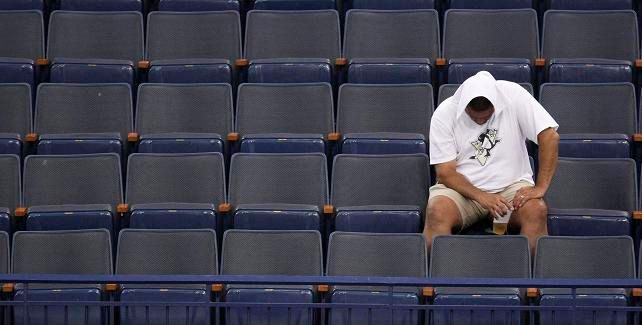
left=475, top=192, right=513, bottom=219
left=511, top=186, right=546, bottom=210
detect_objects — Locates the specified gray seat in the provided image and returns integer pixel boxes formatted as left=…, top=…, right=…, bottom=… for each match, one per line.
left=343, top=9, right=440, bottom=61
left=146, top=11, right=241, bottom=62
left=48, top=11, right=143, bottom=63
left=443, top=9, right=539, bottom=60
left=0, top=155, right=21, bottom=225
left=228, top=153, right=329, bottom=230
left=330, top=154, right=429, bottom=233
left=0, top=10, right=44, bottom=60
left=438, top=83, right=533, bottom=105
left=135, top=83, right=233, bottom=138
left=0, top=83, right=31, bottom=140
left=34, top=83, right=133, bottom=142
left=337, top=83, right=432, bottom=141
left=542, top=10, right=638, bottom=63
left=539, top=83, right=636, bottom=135
left=236, top=83, right=333, bottom=135
left=0, top=232, right=9, bottom=274
left=245, top=10, right=340, bottom=60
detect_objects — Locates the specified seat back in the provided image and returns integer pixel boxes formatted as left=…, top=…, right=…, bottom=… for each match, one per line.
left=0, top=84, right=31, bottom=137
left=0, top=155, right=20, bottom=212
left=0, top=10, right=44, bottom=60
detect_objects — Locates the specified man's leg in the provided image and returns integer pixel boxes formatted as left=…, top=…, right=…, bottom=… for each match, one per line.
left=423, top=196, right=463, bottom=253
left=509, top=199, right=548, bottom=254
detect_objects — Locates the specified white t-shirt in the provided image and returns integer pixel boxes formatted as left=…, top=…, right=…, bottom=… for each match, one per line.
left=430, top=71, right=559, bottom=193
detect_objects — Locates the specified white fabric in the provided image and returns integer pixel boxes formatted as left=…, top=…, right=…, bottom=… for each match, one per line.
left=430, top=71, right=558, bottom=193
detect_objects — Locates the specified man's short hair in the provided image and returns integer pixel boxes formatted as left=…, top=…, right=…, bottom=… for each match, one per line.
left=467, top=96, right=493, bottom=112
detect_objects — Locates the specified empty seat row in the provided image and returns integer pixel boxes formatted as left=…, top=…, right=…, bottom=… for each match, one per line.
left=0, top=82, right=433, bottom=157
left=1, top=9, right=639, bottom=89
left=0, top=230, right=637, bottom=325
left=0, top=153, right=430, bottom=236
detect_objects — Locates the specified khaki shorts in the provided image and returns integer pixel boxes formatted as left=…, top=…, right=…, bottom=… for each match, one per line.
left=428, top=181, right=533, bottom=229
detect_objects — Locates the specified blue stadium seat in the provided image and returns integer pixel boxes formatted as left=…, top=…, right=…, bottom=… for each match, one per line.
left=542, top=10, right=638, bottom=83
left=254, top=0, right=335, bottom=9
left=244, top=10, right=340, bottom=84
left=327, top=232, right=427, bottom=325
left=449, top=0, right=533, bottom=8
left=443, top=9, right=538, bottom=84
left=59, top=0, right=143, bottom=11
left=21, top=154, right=123, bottom=233
left=12, top=229, right=112, bottom=325
left=347, top=0, right=434, bottom=9
left=337, top=84, right=432, bottom=154
left=344, top=10, right=439, bottom=84
left=222, top=230, right=322, bottom=325
left=136, top=83, right=233, bottom=153
left=0, top=10, right=44, bottom=90
left=0, top=155, right=20, bottom=234
left=545, top=158, right=636, bottom=236
left=431, top=236, right=530, bottom=325
left=117, top=229, right=217, bottom=325
left=0, top=84, right=31, bottom=156
left=228, top=153, right=328, bottom=231
left=33, top=83, right=133, bottom=155
left=0, top=0, right=44, bottom=10
left=235, top=83, right=334, bottom=153
left=159, top=0, right=240, bottom=10
left=535, top=236, right=635, bottom=325
left=125, top=153, right=226, bottom=233
left=331, top=154, right=429, bottom=233
left=539, top=83, right=636, bottom=158
left=145, top=11, right=241, bottom=84
left=548, top=0, right=632, bottom=9
left=47, top=11, right=143, bottom=87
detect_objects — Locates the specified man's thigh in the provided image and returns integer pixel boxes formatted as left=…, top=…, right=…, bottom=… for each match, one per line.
left=428, top=184, right=486, bottom=229
left=499, top=181, right=535, bottom=203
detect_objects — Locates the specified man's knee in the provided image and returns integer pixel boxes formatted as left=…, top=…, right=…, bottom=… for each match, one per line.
left=515, top=199, right=548, bottom=226
left=427, top=196, right=461, bottom=228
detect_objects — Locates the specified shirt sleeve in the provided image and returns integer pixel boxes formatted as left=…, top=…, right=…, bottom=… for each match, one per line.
left=513, top=86, right=559, bottom=144
left=429, top=113, right=457, bottom=165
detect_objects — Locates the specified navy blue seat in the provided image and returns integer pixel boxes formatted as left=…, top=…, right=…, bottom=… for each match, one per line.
left=542, top=10, right=638, bottom=83
left=21, top=154, right=123, bottom=233
left=136, top=83, right=233, bottom=153
left=12, top=229, right=112, bottom=325
left=539, top=83, right=636, bottom=158
left=228, top=153, right=328, bottom=231
left=331, top=154, right=429, bottom=233
left=159, top=0, right=240, bottom=10
left=235, top=83, right=334, bottom=153
left=145, top=11, right=241, bottom=84
left=449, top=0, right=532, bottom=8
left=327, top=232, right=427, bottom=325
left=337, top=84, right=432, bottom=154
left=0, top=0, right=44, bottom=10
left=245, top=10, right=340, bottom=84
left=33, top=83, right=133, bottom=155
left=431, top=236, right=530, bottom=325
left=344, top=10, right=439, bottom=84
left=47, top=11, right=143, bottom=87
left=254, top=0, right=335, bottom=9
left=125, top=153, right=226, bottom=234
left=0, top=84, right=31, bottom=156
left=443, top=9, right=538, bottom=84
left=117, top=229, right=218, bottom=325
left=548, top=0, right=632, bottom=9
left=59, top=0, right=143, bottom=11
left=346, top=0, right=434, bottom=9
left=535, top=236, right=635, bottom=325
left=438, top=82, right=533, bottom=105
left=545, top=158, right=636, bottom=236
left=222, top=230, right=323, bottom=325
left=0, top=10, right=44, bottom=90
left=0, top=155, right=20, bottom=234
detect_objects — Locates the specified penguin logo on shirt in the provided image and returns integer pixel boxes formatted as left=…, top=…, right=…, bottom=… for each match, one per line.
left=470, top=129, right=500, bottom=166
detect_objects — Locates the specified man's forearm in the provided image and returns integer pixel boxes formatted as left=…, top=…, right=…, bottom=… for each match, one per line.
left=535, top=128, right=560, bottom=192
left=440, top=172, right=485, bottom=202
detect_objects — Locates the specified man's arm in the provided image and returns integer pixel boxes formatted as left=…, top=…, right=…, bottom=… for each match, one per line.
left=436, top=161, right=513, bottom=218
left=512, top=127, right=559, bottom=209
